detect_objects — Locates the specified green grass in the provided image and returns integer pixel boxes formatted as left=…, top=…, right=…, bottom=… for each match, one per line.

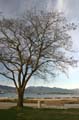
left=0, top=108, right=16, bottom=120
left=1, top=107, right=79, bottom=120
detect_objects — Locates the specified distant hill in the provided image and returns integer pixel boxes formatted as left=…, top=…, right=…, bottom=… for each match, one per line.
left=0, top=85, right=15, bottom=93
left=0, top=85, right=79, bottom=94
left=25, top=86, right=76, bottom=94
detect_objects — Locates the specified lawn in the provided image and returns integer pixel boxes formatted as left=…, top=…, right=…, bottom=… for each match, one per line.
left=0, top=108, right=16, bottom=120
left=0, top=107, right=79, bottom=120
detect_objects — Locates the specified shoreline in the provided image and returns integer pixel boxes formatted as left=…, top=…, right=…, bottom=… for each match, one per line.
left=0, top=97, right=79, bottom=109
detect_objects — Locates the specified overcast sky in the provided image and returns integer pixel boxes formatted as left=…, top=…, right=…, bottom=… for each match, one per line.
left=0, top=0, right=79, bottom=89
left=0, top=0, right=79, bottom=19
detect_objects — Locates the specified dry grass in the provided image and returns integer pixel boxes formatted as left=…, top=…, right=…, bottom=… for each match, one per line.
left=0, top=98, right=79, bottom=106
left=0, top=98, right=17, bottom=103
left=24, top=98, right=79, bottom=105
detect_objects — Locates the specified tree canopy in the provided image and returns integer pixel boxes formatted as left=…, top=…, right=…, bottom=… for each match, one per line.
left=0, top=11, right=77, bottom=107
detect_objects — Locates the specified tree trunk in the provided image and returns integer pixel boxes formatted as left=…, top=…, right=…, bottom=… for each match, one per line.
left=17, top=89, right=24, bottom=108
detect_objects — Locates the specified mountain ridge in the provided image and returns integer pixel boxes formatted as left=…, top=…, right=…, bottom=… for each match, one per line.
left=0, top=85, right=79, bottom=94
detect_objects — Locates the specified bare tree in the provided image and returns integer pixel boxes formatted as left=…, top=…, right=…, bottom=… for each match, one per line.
left=0, top=11, right=77, bottom=108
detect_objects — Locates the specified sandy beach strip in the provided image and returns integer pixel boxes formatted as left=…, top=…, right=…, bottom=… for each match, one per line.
left=1, top=102, right=79, bottom=109
left=0, top=97, right=79, bottom=109
left=0, top=102, right=16, bottom=109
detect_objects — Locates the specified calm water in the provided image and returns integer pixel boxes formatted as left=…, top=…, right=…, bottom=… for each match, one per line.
left=0, top=92, right=79, bottom=98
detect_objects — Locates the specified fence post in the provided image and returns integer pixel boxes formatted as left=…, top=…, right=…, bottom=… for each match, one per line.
left=37, top=100, right=41, bottom=108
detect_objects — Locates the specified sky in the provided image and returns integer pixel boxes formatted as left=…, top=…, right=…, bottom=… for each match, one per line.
left=0, top=0, right=79, bottom=89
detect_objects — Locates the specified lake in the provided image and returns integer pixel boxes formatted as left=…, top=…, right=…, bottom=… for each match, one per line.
left=0, top=92, right=79, bottom=99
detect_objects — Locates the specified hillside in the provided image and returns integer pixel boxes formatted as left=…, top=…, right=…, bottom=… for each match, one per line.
left=0, top=85, right=15, bottom=93
left=0, top=85, right=79, bottom=94
left=25, top=87, right=75, bottom=94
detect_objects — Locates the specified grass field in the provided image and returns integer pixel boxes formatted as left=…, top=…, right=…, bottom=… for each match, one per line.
left=0, top=108, right=16, bottom=120
left=0, top=107, right=79, bottom=120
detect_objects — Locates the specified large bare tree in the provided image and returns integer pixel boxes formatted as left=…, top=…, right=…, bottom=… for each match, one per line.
left=0, top=11, right=77, bottom=108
